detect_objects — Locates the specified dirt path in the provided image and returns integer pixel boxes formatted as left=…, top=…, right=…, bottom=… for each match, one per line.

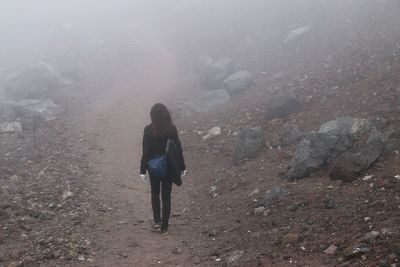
left=83, top=49, right=199, bottom=266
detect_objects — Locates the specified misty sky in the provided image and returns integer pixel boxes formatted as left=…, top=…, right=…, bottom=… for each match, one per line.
left=1, top=0, right=398, bottom=76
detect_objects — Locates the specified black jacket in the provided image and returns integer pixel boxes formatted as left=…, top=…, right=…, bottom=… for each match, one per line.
left=167, top=139, right=185, bottom=186
left=140, top=124, right=186, bottom=176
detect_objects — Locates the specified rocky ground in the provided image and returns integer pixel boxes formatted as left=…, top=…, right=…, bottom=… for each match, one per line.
left=0, top=116, right=100, bottom=266
left=2, top=58, right=400, bottom=266
left=174, top=79, right=400, bottom=266
left=168, top=23, right=400, bottom=265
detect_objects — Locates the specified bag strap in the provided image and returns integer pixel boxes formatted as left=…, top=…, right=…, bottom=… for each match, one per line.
left=165, top=139, right=171, bottom=154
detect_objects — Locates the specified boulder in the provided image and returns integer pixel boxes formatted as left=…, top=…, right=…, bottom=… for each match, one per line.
left=223, top=70, right=255, bottom=95
left=380, top=128, right=399, bottom=152
left=330, top=131, right=385, bottom=182
left=256, top=186, right=288, bottom=208
left=200, top=58, right=235, bottom=90
left=233, top=126, right=265, bottom=165
left=286, top=132, right=351, bottom=179
left=286, top=117, right=377, bottom=180
left=280, top=123, right=303, bottom=146
left=11, top=99, right=60, bottom=121
left=183, top=89, right=230, bottom=114
left=0, top=121, right=22, bottom=133
left=4, top=62, right=63, bottom=101
left=319, top=117, right=372, bottom=139
left=265, top=95, right=301, bottom=121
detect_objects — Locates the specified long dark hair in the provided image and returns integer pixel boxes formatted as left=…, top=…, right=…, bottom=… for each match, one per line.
left=150, top=103, right=173, bottom=137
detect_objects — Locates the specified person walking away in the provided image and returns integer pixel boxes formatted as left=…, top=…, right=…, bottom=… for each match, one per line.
left=140, top=103, right=186, bottom=234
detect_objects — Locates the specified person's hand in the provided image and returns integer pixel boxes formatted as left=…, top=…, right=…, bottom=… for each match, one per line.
left=181, top=170, right=187, bottom=177
left=140, top=174, right=147, bottom=182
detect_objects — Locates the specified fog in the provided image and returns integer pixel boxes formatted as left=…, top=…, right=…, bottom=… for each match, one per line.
left=1, top=1, right=398, bottom=79
left=2, top=1, right=400, bottom=265
left=1, top=0, right=399, bottom=108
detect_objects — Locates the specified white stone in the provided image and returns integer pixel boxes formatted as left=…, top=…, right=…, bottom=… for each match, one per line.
left=203, top=127, right=222, bottom=141
left=0, top=122, right=22, bottom=133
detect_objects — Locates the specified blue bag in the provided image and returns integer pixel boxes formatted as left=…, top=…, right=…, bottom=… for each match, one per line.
left=148, top=155, right=167, bottom=177
left=148, top=139, right=171, bottom=178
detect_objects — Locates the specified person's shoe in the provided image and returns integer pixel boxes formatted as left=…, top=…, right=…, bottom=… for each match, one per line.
left=160, top=225, right=168, bottom=234
left=152, top=221, right=161, bottom=229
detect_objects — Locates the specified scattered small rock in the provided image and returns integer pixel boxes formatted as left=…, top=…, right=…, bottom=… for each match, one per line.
left=208, top=229, right=217, bottom=237
left=363, top=175, right=374, bottom=181
left=227, top=250, right=244, bottom=266
left=324, top=244, right=338, bottom=255
left=203, top=127, right=222, bottom=141
left=249, top=189, right=260, bottom=196
left=282, top=233, right=299, bottom=244
left=362, top=231, right=380, bottom=242
left=257, top=186, right=288, bottom=208
left=209, top=186, right=218, bottom=198
left=172, top=247, right=182, bottom=255
left=378, top=260, right=390, bottom=267
left=344, top=244, right=370, bottom=259
left=62, top=190, right=73, bottom=200
left=324, top=198, right=336, bottom=209
left=254, top=207, right=265, bottom=216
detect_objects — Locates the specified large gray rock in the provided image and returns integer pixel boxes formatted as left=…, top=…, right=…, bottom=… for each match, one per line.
left=200, top=58, right=235, bottom=90
left=280, top=123, right=303, bottom=146
left=330, top=131, right=385, bottom=182
left=4, top=62, right=63, bottom=101
left=223, top=70, right=255, bottom=95
left=286, top=132, right=351, bottom=179
left=1, top=99, right=60, bottom=121
left=265, top=95, right=301, bottom=121
left=233, top=126, right=265, bottom=165
left=319, top=117, right=372, bottom=138
left=12, top=99, right=60, bottom=121
left=183, top=89, right=230, bottom=114
left=0, top=121, right=22, bottom=133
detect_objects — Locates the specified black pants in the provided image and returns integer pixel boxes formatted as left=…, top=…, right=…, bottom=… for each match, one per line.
left=149, top=175, right=172, bottom=227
